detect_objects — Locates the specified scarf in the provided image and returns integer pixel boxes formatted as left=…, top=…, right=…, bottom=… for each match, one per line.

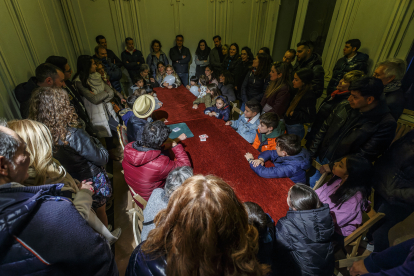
left=88, top=72, right=105, bottom=95
left=330, top=89, right=349, bottom=99
left=285, top=87, right=308, bottom=117
left=384, top=80, right=402, bottom=93
left=196, top=43, right=211, bottom=60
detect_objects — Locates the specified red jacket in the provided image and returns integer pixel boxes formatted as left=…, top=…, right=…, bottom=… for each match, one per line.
left=122, top=142, right=191, bottom=207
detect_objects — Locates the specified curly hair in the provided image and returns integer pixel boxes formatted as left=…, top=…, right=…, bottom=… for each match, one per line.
left=142, top=175, right=270, bottom=276
left=28, top=87, right=78, bottom=146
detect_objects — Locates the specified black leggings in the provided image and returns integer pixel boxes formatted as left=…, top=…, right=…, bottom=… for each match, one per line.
left=105, top=117, right=119, bottom=150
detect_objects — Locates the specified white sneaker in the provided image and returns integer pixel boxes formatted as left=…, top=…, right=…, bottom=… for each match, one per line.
left=107, top=224, right=112, bottom=232
left=109, top=228, right=122, bottom=245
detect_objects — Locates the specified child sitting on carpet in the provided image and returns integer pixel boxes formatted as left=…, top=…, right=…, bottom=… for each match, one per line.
left=186, top=75, right=199, bottom=97
left=197, top=75, right=208, bottom=98
left=193, top=83, right=221, bottom=109
left=252, top=112, right=285, bottom=152
left=133, top=86, right=163, bottom=110
left=275, top=184, right=335, bottom=276
left=315, top=155, right=371, bottom=237
left=119, top=95, right=137, bottom=125
left=245, top=134, right=311, bottom=183
left=244, top=202, right=276, bottom=274
left=204, top=95, right=231, bottom=122
left=160, top=65, right=181, bottom=89
left=225, top=99, right=261, bottom=143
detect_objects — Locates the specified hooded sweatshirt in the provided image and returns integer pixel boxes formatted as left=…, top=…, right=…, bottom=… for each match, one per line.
left=251, top=148, right=311, bottom=183
left=275, top=204, right=335, bottom=276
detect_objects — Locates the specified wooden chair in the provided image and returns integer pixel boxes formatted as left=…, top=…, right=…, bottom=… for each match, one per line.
left=312, top=159, right=331, bottom=190
left=230, top=101, right=243, bottom=121
left=392, top=109, right=414, bottom=143
left=117, top=125, right=129, bottom=150
left=337, top=211, right=385, bottom=268
left=126, top=185, right=148, bottom=246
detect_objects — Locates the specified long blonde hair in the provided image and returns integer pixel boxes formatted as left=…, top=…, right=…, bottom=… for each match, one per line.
left=8, top=119, right=77, bottom=191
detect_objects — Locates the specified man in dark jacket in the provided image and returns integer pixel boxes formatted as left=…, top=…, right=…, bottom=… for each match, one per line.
left=94, top=45, right=123, bottom=93
left=14, top=63, right=65, bottom=118
left=0, top=121, right=118, bottom=276
left=121, top=37, right=145, bottom=81
left=292, top=41, right=325, bottom=98
left=326, top=39, right=369, bottom=95
left=169, top=34, right=191, bottom=87
left=96, top=34, right=123, bottom=68
left=373, top=57, right=407, bottom=120
left=210, top=35, right=224, bottom=75
left=308, top=77, right=397, bottom=187
left=366, top=130, right=414, bottom=252
left=45, top=55, right=94, bottom=136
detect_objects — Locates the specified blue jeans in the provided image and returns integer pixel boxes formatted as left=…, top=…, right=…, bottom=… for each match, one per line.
left=177, top=73, right=189, bottom=87
left=285, top=123, right=305, bottom=140
left=240, top=102, right=245, bottom=112
left=309, top=157, right=329, bottom=188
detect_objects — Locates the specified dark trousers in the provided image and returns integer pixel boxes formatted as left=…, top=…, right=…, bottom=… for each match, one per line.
left=177, top=73, right=189, bottom=87
left=367, top=191, right=414, bottom=252
left=105, top=117, right=119, bottom=150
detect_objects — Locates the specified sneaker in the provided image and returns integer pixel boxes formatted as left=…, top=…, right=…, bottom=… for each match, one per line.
left=109, top=228, right=122, bottom=245
left=107, top=224, right=112, bottom=232
left=366, top=241, right=374, bottom=252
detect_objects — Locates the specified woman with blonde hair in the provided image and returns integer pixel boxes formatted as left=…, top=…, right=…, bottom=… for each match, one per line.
left=160, top=64, right=181, bottom=89
left=29, top=87, right=112, bottom=228
left=8, top=119, right=121, bottom=243
left=126, top=174, right=270, bottom=276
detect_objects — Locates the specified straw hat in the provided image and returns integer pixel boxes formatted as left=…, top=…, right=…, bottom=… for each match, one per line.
left=133, top=94, right=156, bottom=118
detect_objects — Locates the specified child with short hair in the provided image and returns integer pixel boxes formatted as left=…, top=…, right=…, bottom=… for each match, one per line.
left=186, top=75, right=199, bottom=97
left=143, top=85, right=163, bottom=110
left=252, top=112, right=285, bottom=152
left=275, top=183, right=335, bottom=276
left=225, top=99, right=262, bottom=143
left=244, top=202, right=276, bottom=274
left=204, top=95, right=231, bottom=122
left=197, top=75, right=208, bottom=98
left=192, top=83, right=221, bottom=109
left=131, top=76, right=144, bottom=94
left=245, top=134, right=311, bottom=183
left=119, top=95, right=138, bottom=125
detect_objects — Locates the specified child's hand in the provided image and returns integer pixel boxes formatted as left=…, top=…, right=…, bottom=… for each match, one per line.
left=168, top=85, right=173, bottom=89
left=198, top=88, right=201, bottom=92
left=186, top=85, right=191, bottom=89
left=225, top=121, right=232, bottom=126
left=209, top=112, right=216, bottom=117
left=158, top=103, right=162, bottom=107
left=172, top=141, right=178, bottom=147
left=251, top=159, right=264, bottom=167
left=192, top=104, right=198, bottom=109
left=319, top=164, right=331, bottom=174
left=178, top=133, right=187, bottom=141
left=163, top=82, right=169, bottom=87
left=79, top=180, right=95, bottom=194
left=150, top=78, right=155, bottom=83
left=245, top=152, right=254, bottom=161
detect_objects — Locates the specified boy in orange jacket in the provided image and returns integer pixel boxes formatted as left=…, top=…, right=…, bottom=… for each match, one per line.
left=252, top=112, right=285, bottom=152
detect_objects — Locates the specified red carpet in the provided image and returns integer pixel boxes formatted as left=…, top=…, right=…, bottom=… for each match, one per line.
left=155, top=86, right=294, bottom=222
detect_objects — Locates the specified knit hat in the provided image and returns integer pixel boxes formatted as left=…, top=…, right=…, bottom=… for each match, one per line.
left=133, top=94, right=156, bottom=118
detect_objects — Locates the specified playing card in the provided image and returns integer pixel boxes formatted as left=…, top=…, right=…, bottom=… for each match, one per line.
left=172, top=127, right=181, bottom=132
left=200, top=137, right=206, bottom=141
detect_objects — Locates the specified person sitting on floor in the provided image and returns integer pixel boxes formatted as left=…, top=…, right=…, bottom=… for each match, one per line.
left=245, top=134, right=311, bottom=183
left=186, top=75, right=199, bottom=96
left=349, top=238, right=414, bottom=276
left=252, top=112, right=285, bottom=152
left=244, top=201, right=276, bottom=275
left=0, top=119, right=118, bottom=275
left=141, top=166, right=193, bottom=241
left=139, top=64, right=159, bottom=88
left=131, top=75, right=145, bottom=94
left=275, top=183, right=335, bottom=276
left=204, top=95, right=231, bottom=122
left=225, top=99, right=262, bottom=143
left=122, top=121, right=191, bottom=209
left=197, top=75, right=208, bottom=98
left=160, top=65, right=182, bottom=89
left=119, top=95, right=137, bottom=125
left=125, top=175, right=270, bottom=276
left=8, top=119, right=121, bottom=244
left=193, top=83, right=221, bottom=109
left=315, top=154, right=372, bottom=237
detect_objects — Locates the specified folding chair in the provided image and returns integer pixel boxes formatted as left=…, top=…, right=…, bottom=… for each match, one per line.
left=230, top=101, right=243, bottom=121
left=312, top=159, right=331, bottom=190
left=392, top=109, right=414, bottom=144
left=337, top=211, right=385, bottom=268
left=117, top=125, right=129, bottom=150
left=126, top=185, right=148, bottom=246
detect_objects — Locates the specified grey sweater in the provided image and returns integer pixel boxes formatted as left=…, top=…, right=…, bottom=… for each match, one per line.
left=141, top=188, right=169, bottom=241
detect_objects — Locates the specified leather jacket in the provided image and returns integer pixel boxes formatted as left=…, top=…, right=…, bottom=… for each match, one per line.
left=292, top=53, right=325, bottom=98
left=241, top=70, right=270, bottom=103
left=308, top=100, right=397, bottom=164
left=54, top=127, right=109, bottom=181
left=126, top=242, right=167, bottom=276
left=326, top=52, right=369, bottom=95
